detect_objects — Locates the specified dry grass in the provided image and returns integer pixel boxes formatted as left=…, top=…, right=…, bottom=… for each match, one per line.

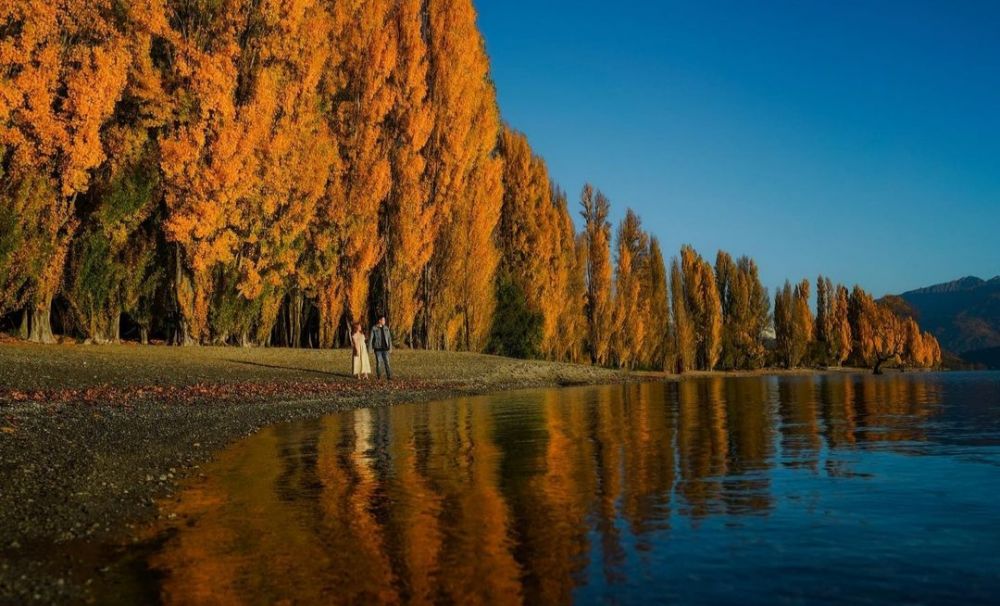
left=0, top=342, right=621, bottom=393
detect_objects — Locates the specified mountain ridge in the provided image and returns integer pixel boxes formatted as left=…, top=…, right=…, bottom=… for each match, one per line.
left=896, top=275, right=1000, bottom=354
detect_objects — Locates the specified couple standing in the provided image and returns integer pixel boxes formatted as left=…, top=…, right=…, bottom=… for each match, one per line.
left=351, top=315, right=393, bottom=380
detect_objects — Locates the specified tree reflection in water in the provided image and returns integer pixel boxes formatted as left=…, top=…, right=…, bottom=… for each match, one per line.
left=145, top=373, right=974, bottom=605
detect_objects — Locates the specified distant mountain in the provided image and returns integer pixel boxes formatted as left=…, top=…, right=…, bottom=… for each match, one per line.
left=962, top=346, right=1000, bottom=370
left=897, top=276, right=1000, bottom=354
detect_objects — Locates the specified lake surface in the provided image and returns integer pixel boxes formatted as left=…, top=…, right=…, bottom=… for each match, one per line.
left=117, top=373, right=1000, bottom=604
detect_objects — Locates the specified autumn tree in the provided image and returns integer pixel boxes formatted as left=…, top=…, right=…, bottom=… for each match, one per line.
left=644, top=238, right=671, bottom=371
left=155, top=0, right=265, bottom=344
left=715, top=250, right=737, bottom=367
left=792, top=279, right=814, bottom=366
left=580, top=185, right=613, bottom=365
left=553, top=191, right=588, bottom=361
left=67, top=147, right=161, bottom=343
left=849, top=286, right=906, bottom=374
left=61, top=1, right=181, bottom=346
left=923, top=332, right=942, bottom=368
left=816, top=276, right=832, bottom=364
left=901, top=317, right=926, bottom=369
left=495, top=127, right=569, bottom=357
left=774, top=279, right=812, bottom=368
left=816, top=278, right=853, bottom=366
left=716, top=251, right=769, bottom=369
left=3, top=0, right=946, bottom=366
left=831, top=284, right=852, bottom=366
left=774, top=281, right=793, bottom=367
left=384, top=0, right=434, bottom=344
left=680, top=245, right=722, bottom=370
left=611, top=209, right=649, bottom=369
left=239, top=0, right=340, bottom=349
left=304, top=0, right=397, bottom=347
left=423, top=0, right=502, bottom=351
left=670, top=257, right=695, bottom=372
left=0, top=0, right=130, bottom=341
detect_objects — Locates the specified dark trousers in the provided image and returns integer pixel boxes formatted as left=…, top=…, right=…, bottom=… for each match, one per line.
left=375, top=350, right=392, bottom=379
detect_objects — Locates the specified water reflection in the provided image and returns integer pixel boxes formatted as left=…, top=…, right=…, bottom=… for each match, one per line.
left=141, top=373, right=1000, bottom=605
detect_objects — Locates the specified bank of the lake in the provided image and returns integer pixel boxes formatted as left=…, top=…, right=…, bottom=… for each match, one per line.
left=0, top=343, right=629, bottom=601
left=0, top=342, right=881, bottom=601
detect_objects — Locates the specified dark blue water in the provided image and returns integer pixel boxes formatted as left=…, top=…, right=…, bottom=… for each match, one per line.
left=116, top=372, right=1000, bottom=605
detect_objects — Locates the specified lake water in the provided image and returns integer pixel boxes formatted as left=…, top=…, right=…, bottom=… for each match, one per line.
left=114, top=372, right=1000, bottom=604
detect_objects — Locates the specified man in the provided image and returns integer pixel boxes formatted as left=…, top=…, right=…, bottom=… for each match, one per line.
left=369, top=315, right=393, bottom=380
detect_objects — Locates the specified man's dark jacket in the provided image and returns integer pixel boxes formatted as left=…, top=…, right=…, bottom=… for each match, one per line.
left=370, top=325, right=392, bottom=352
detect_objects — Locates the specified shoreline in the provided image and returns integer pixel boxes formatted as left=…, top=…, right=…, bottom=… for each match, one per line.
left=0, top=343, right=909, bottom=601
left=0, top=343, right=627, bottom=602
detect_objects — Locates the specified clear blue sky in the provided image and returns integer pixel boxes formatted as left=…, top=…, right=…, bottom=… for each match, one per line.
left=476, top=0, right=1000, bottom=296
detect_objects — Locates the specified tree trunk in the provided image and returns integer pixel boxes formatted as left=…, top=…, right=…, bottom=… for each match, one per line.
left=18, top=309, right=29, bottom=340
left=173, top=246, right=196, bottom=346
left=289, top=290, right=304, bottom=349
left=342, top=315, right=353, bottom=349
left=873, top=356, right=887, bottom=375
left=420, top=265, right=431, bottom=350
left=463, top=308, right=470, bottom=352
left=175, top=317, right=193, bottom=346
left=28, top=296, right=55, bottom=343
left=318, top=290, right=340, bottom=349
left=140, top=326, right=149, bottom=345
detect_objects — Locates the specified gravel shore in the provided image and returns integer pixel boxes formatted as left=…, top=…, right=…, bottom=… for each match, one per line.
left=0, top=343, right=622, bottom=603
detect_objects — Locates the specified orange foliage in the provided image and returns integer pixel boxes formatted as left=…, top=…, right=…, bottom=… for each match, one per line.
left=0, top=0, right=946, bottom=369
left=612, top=209, right=650, bottom=369
left=670, top=257, right=696, bottom=372
left=424, top=0, right=502, bottom=350
left=497, top=127, right=572, bottom=356
left=680, top=245, right=722, bottom=370
left=0, top=0, right=129, bottom=340
left=385, top=0, right=435, bottom=343
left=580, top=185, right=613, bottom=364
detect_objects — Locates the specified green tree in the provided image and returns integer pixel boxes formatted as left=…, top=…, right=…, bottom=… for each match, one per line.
left=487, top=273, right=543, bottom=359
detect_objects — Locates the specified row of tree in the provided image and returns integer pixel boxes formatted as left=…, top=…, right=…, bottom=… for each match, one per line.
left=0, top=0, right=940, bottom=373
left=2, top=0, right=506, bottom=348
left=569, top=188, right=940, bottom=373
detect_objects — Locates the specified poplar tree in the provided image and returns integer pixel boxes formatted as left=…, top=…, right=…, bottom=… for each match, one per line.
left=562, top=234, right=591, bottom=362
left=816, top=275, right=831, bottom=362
left=0, top=0, right=130, bottom=342
left=775, top=278, right=814, bottom=368
left=385, top=0, right=434, bottom=344
left=792, top=279, right=814, bottom=366
left=259, top=0, right=337, bottom=348
left=645, top=238, right=671, bottom=371
left=774, top=281, right=794, bottom=367
left=423, top=0, right=501, bottom=350
left=496, top=127, right=564, bottom=354
left=552, top=188, right=587, bottom=360
left=233, top=0, right=336, bottom=345
left=716, top=251, right=737, bottom=367
left=612, top=209, right=649, bottom=368
left=157, top=0, right=271, bottom=344
left=680, top=245, right=722, bottom=370
left=831, top=285, right=853, bottom=366
left=580, top=185, right=613, bottom=365
left=318, top=0, right=397, bottom=343
left=717, top=251, right=769, bottom=369
left=670, top=257, right=696, bottom=372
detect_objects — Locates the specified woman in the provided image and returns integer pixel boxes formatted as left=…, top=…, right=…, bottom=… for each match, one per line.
left=351, top=322, right=372, bottom=379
